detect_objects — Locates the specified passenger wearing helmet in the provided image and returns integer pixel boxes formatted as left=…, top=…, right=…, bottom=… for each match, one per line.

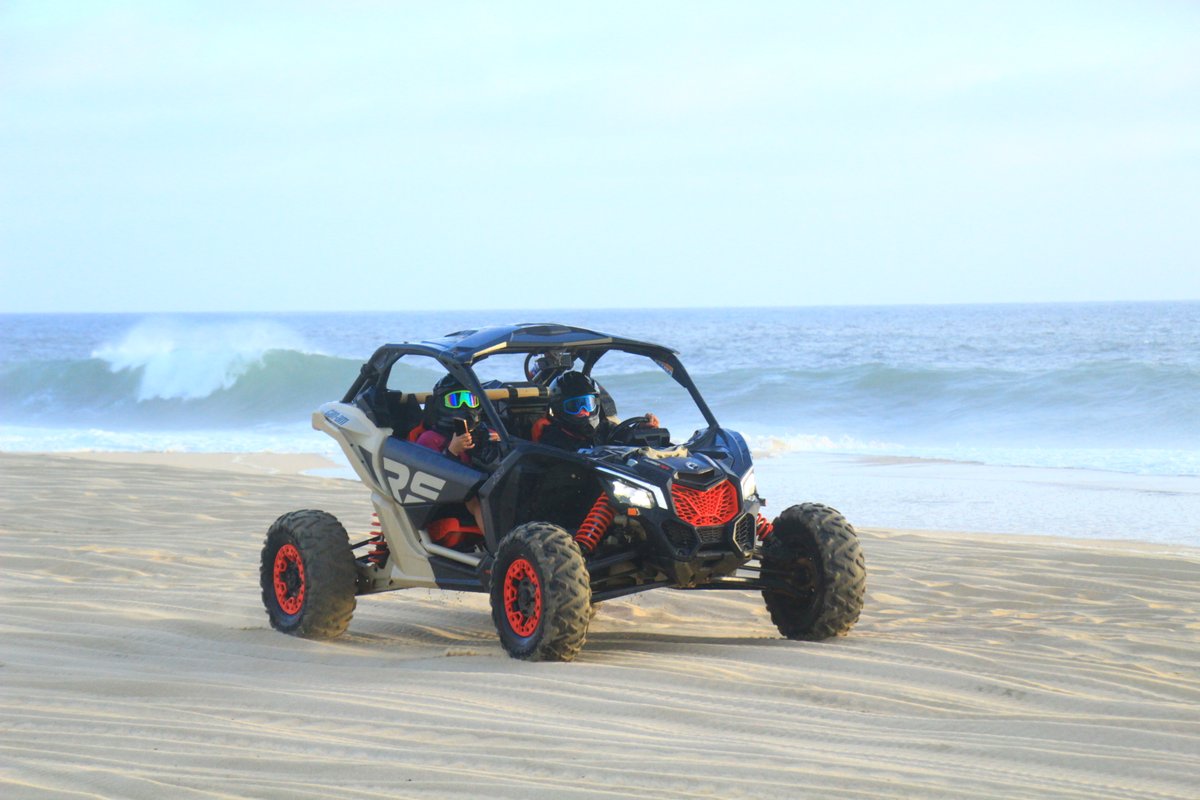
left=415, top=374, right=492, bottom=463
left=414, top=374, right=498, bottom=540
left=535, top=370, right=658, bottom=450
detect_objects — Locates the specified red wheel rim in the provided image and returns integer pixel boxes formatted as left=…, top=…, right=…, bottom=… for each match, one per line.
left=273, top=543, right=306, bottom=615
left=503, top=557, right=542, bottom=637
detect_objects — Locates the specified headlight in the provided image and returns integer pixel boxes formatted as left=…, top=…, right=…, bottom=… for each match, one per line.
left=610, top=479, right=657, bottom=509
left=740, top=467, right=758, bottom=500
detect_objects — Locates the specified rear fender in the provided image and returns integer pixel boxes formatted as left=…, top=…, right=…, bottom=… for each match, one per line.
left=364, top=491, right=440, bottom=591
left=315, top=402, right=489, bottom=593
left=313, top=402, right=391, bottom=495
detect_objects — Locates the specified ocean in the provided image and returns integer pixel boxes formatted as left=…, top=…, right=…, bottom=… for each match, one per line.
left=3, top=304, right=1198, bottom=547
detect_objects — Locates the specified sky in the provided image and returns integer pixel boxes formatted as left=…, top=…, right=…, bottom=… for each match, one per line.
left=1, top=1, right=1198, bottom=313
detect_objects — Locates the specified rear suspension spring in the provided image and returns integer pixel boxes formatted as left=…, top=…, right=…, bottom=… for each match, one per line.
left=366, top=512, right=389, bottom=566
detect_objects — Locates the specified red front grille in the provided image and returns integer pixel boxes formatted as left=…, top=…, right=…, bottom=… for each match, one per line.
left=670, top=480, right=738, bottom=527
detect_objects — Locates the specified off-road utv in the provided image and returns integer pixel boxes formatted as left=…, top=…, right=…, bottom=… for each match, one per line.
left=261, top=324, right=866, bottom=661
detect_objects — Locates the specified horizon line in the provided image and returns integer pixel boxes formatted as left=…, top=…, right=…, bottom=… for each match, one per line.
left=4, top=298, right=1199, bottom=315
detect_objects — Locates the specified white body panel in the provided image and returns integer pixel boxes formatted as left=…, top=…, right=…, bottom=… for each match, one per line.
left=313, top=403, right=441, bottom=589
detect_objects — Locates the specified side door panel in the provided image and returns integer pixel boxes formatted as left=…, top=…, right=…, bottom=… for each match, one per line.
left=379, top=438, right=485, bottom=508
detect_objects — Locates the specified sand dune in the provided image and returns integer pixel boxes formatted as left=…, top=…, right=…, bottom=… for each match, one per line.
left=1, top=452, right=1197, bottom=799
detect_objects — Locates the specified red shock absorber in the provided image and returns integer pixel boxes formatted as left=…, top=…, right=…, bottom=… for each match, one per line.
left=756, top=514, right=773, bottom=540
left=366, top=512, right=389, bottom=566
left=574, top=494, right=615, bottom=553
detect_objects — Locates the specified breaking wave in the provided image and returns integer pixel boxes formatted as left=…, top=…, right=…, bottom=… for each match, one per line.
left=0, top=319, right=360, bottom=427
left=92, top=318, right=313, bottom=401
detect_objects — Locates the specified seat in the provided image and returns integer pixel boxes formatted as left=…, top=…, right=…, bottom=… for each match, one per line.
left=392, top=393, right=425, bottom=440
left=427, top=516, right=482, bottom=549
left=496, top=382, right=550, bottom=439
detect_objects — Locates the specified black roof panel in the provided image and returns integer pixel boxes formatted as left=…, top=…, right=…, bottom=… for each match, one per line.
left=392, top=323, right=675, bottom=363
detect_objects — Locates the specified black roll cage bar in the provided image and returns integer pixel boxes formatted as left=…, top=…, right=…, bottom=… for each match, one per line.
left=340, top=325, right=719, bottom=452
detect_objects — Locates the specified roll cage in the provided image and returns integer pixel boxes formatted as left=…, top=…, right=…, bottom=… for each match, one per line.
left=341, top=323, right=720, bottom=451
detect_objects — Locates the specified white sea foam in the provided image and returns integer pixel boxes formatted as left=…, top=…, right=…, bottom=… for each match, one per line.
left=92, top=318, right=312, bottom=402
left=0, top=423, right=338, bottom=455
left=746, top=432, right=1200, bottom=477
left=745, top=433, right=901, bottom=458
left=756, top=450, right=1200, bottom=547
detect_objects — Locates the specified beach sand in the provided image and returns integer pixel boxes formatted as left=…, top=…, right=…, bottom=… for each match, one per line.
left=1, top=452, right=1197, bottom=799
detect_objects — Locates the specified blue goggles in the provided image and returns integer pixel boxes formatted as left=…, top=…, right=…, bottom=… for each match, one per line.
left=562, top=394, right=598, bottom=416
left=444, top=390, right=480, bottom=410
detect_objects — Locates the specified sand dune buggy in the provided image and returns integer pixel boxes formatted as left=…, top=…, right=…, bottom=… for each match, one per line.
left=261, top=324, right=866, bottom=661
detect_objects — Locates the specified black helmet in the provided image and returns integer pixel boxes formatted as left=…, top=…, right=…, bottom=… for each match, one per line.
left=431, top=373, right=481, bottom=434
left=548, top=371, right=601, bottom=435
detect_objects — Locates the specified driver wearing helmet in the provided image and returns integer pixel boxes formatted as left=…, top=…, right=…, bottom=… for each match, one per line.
left=534, top=370, right=658, bottom=450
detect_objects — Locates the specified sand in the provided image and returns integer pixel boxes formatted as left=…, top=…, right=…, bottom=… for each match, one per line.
left=1, top=452, right=1197, bottom=799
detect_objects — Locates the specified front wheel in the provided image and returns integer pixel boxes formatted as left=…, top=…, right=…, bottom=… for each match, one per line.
left=490, top=522, right=591, bottom=661
left=760, top=503, right=866, bottom=640
left=260, top=509, right=357, bottom=639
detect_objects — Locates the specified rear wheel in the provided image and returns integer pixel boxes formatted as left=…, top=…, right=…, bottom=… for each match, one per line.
left=490, top=522, right=591, bottom=661
left=760, top=503, right=865, bottom=640
left=260, top=509, right=357, bottom=639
